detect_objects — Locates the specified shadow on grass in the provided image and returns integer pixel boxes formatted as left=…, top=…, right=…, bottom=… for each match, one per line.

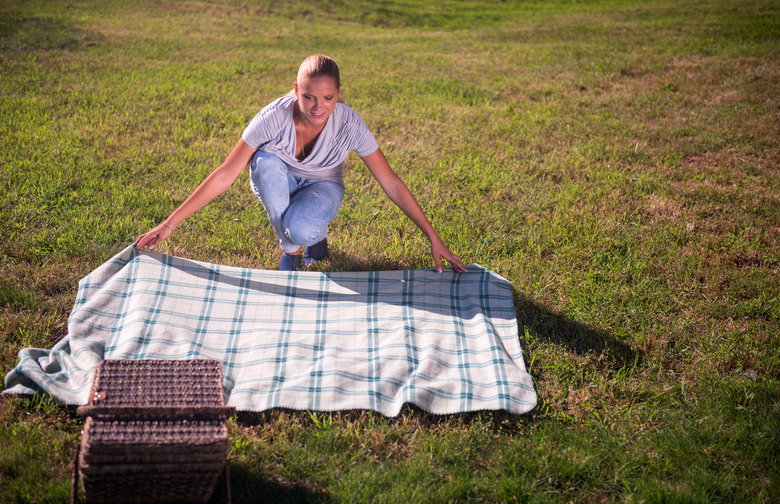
left=317, top=249, right=412, bottom=272
left=211, top=463, right=328, bottom=504
left=513, top=289, right=642, bottom=370
left=318, top=253, right=641, bottom=369
left=225, top=272, right=643, bottom=438
left=0, top=10, right=105, bottom=53
left=235, top=404, right=535, bottom=439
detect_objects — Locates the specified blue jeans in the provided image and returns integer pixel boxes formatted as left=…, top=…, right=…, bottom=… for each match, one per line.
left=249, top=151, right=344, bottom=254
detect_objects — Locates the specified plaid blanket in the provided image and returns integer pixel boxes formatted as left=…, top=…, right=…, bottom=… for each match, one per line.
left=3, top=245, right=537, bottom=416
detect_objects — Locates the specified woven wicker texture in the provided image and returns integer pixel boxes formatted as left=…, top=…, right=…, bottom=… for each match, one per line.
left=76, top=359, right=231, bottom=503
left=89, top=359, right=226, bottom=408
left=81, top=472, right=220, bottom=504
left=80, top=417, right=229, bottom=465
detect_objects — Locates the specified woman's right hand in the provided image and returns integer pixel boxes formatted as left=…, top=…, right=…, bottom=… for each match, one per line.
left=133, top=139, right=256, bottom=251
left=135, top=223, right=174, bottom=250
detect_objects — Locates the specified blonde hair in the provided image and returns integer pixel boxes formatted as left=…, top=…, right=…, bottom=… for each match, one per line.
left=286, top=55, right=342, bottom=99
left=297, top=54, right=340, bottom=88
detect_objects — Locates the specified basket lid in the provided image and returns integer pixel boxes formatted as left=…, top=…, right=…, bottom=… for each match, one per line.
left=85, top=359, right=228, bottom=409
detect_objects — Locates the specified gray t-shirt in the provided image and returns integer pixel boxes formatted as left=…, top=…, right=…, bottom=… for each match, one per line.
left=241, top=96, right=380, bottom=185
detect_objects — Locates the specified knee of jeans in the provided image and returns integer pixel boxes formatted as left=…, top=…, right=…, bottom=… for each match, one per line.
left=250, top=151, right=286, bottom=177
left=250, top=151, right=288, bottom=200
left=283, top=215, right=326, bottom=247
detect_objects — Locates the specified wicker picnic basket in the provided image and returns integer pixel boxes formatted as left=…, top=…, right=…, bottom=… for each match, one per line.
left=72, top=359, right=235, bottom=503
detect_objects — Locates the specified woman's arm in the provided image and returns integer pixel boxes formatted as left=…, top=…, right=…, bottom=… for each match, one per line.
left=135, top=139, right=257, bottom=249
left=360, top=148, right=466, bottom=273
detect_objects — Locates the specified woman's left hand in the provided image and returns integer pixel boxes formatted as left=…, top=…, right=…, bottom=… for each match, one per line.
left=431, top=237, right=467, bottom=273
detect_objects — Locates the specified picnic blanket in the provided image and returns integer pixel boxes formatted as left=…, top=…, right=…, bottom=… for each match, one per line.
left=3, top=245, right=537, bottom=416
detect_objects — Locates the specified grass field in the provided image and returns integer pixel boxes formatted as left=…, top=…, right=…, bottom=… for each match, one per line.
left=1, top=0, right=779, bottom=502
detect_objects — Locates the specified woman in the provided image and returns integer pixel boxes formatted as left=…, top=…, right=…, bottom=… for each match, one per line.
left=136, top=55, right=466, bottom=273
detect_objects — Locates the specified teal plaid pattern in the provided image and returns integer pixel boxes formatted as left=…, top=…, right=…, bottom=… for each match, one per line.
left=4, top=246, right=537, bottom=415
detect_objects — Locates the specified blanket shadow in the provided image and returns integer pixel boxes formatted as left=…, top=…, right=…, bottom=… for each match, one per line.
left=156, top=248, right=640, bottom=362
left=512, top=289, right=641, bottom=369
left=233, top=405, right=535, bottom=439
left=229, top=284, right=641, bottom=434
left=134, top=249, right=638, bottom=437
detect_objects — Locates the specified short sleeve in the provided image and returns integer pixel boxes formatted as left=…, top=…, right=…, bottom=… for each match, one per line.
left=241, top=97, right=287, bottom=149
left=345, top=107, right=379, bottom=157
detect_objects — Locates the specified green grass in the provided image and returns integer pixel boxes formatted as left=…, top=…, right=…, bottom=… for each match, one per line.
left=2, top=0, right=779, bottom=502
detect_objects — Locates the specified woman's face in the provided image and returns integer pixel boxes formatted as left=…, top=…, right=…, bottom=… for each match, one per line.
left=295, top=75, right=340, bottom=127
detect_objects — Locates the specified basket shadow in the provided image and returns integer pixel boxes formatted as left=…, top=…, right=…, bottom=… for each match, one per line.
left=210, top=462, right=329, bottom=504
